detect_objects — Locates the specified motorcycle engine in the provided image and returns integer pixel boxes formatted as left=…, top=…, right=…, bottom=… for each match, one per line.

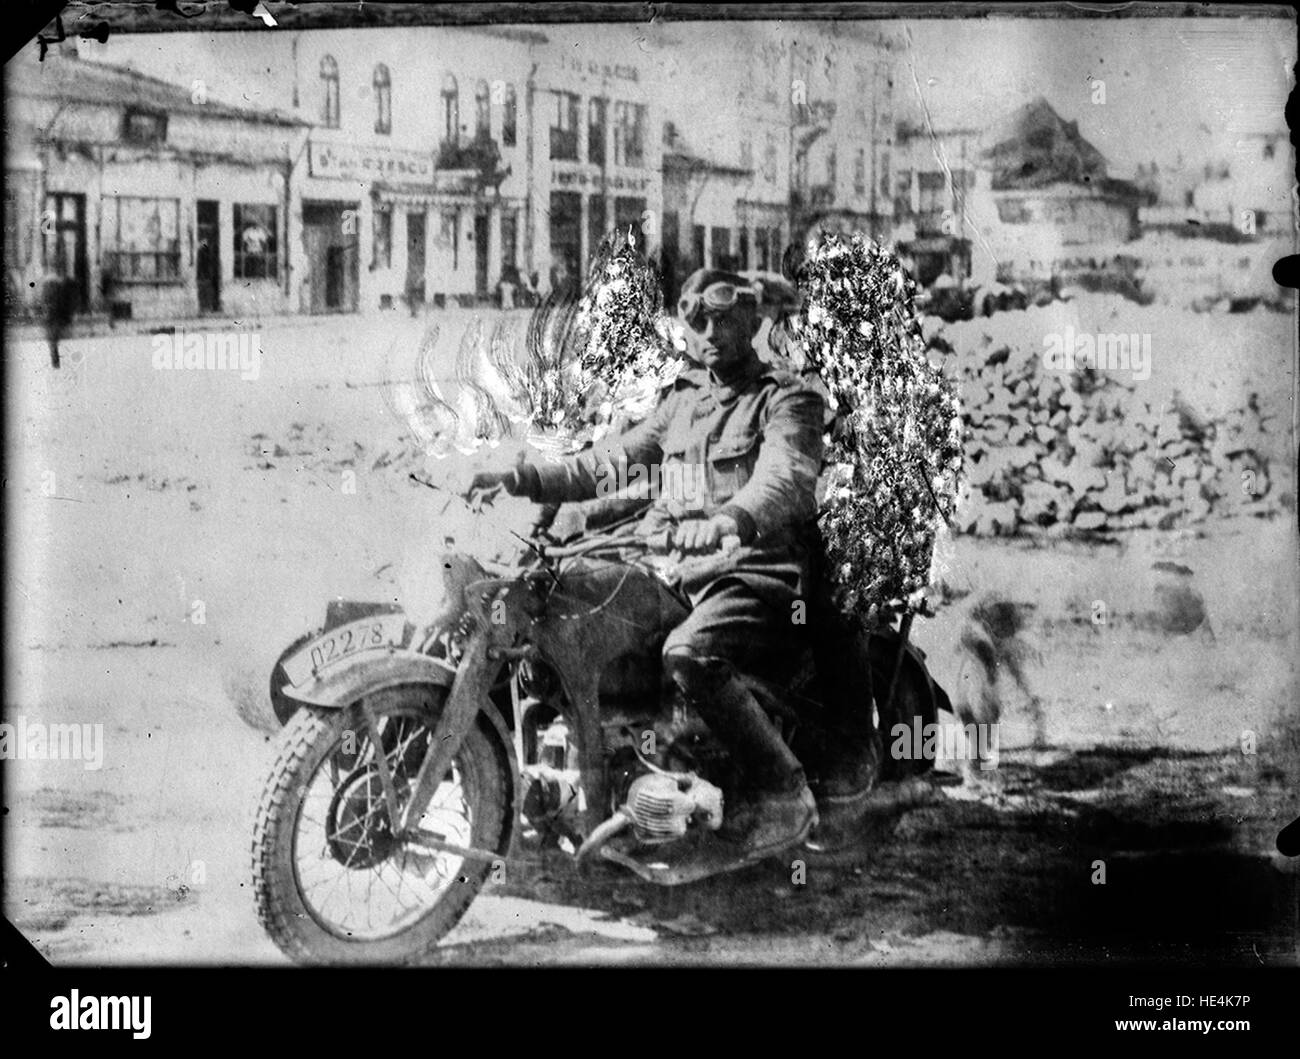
left=622, top=771, right=724, bottom=845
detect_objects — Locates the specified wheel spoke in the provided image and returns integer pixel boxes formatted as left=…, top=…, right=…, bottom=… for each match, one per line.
left=290, top=706, right=481, bottom=942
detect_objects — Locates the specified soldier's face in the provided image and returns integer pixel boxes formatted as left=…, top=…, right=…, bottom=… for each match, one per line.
left=679, top=299, right=760, bottom=374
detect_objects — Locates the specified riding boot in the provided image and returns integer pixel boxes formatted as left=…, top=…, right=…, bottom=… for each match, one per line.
left=672, top=664, right=817, bottom=854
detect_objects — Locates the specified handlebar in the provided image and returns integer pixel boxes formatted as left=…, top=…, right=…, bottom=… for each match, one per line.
left=537, top=531, right=742, bottom=560
left=407, top=475, right=742, bottom=563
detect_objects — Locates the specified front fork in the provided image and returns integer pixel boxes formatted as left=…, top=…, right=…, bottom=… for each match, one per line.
left=395, top=627, right=497, bottom=834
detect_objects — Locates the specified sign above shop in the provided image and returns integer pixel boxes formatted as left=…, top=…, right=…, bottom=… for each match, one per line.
left=551, top=168, right=653, bottom=194
left=309, top=140, right=434, bottom=185
left=559, top=56, right=639, bottom=82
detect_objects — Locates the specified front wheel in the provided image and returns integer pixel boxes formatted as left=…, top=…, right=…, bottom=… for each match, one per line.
left=252, top=685, right=511, bottom=965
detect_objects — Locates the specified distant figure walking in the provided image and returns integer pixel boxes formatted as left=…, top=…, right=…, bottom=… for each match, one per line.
left=43, top=275, right=79, bottom=369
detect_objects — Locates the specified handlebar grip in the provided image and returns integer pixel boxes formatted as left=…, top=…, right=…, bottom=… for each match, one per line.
left=646, top=530, right=743, bottom=556
left=645, top=529, right=675, bottom=555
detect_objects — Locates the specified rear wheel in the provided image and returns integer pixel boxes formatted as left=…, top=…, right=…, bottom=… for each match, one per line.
left=252, top=685, right=510, bottom=965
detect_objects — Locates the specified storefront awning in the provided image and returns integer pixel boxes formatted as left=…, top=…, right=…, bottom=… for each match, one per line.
left=371, top=177, right=519, bottom=210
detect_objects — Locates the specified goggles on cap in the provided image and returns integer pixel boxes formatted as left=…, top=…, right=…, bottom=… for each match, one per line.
left=677, top=281, right=756, bottom=324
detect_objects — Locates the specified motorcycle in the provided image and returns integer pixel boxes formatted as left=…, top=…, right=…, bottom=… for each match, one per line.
left=252, top=487, right=952, bottom=965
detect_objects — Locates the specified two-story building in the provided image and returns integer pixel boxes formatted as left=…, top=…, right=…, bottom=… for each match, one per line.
left=528, top=25, right=662, bottom=293
left=891, top=119, right=983, bottom=286
left=788, top=26, right=901, bottom=249
left=77, top=23, right=665, bottom=311
left=5, top=45, right=304, bottom=321
left=77, top=25, right=539, bottom=314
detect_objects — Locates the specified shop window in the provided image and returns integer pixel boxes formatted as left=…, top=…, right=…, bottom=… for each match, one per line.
left=101, top=196, right=180, bottom=282
left=691, top=225, right=705, bottom=271
left=123, top=108, right=167, bottom=145
left=662, top=209, right=680, bottom=256
left=442, top=75, right=459, bottom=148
left=550, top=91, right=579, bottom=161
left=502, top=84, right=517, bottom=147
left=918, top=171, right=946, bottom=210
left=854, top=148, right=867, bottom=196
left=588, top=97, right=607, bottom=165
left=372, top=205, right=392, bottom=269
left=501, top=211, right=518, bottom=271
left=233, top=204, right=279, bottom=280
left=738, top=230, right=750, bottom=270
left=321, top=55, right=340, bottom=129
left=755, top=226, right=770, bottom=270
left=710, top=226, right=730, bottom=268
left=614, top=196, right=644, bottom=237
left=587, top=197, right=607, bottom=263
left=475, top=81, right=491, bottom=141
left=373, top=64, right=391, bottom=135
left=441, top=210, right=460, bottom=270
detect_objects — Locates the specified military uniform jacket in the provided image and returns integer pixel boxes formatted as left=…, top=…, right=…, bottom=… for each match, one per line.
left=525, top=358, right=826, bottom=603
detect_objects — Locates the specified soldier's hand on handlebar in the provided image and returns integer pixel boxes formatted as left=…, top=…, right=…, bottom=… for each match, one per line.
left=462, top=470, right=510, bottom=510
left=672, top=514, right=740, bottom=555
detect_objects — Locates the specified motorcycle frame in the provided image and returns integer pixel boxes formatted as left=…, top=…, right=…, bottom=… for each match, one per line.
left=275, top=562, right=952, bottom=861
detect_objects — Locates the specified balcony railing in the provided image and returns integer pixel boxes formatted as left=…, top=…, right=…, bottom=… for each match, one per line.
left=436, top=135, right=507, bottom=184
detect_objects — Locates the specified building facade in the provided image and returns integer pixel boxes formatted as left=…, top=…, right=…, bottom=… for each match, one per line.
left=891, top=121, right=982, bottom=285
left=527, top=25, right=662, bottom=292
left=75, top=26, right=541, bottom=314
left=5, top=46, right=303, bottom=321
left=787, top=25, right=901, bottom=248
left=72, top=23, right=661, bottom=314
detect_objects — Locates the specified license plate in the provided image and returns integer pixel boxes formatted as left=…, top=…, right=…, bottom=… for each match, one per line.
left=282, top=613, right=408, bottom=687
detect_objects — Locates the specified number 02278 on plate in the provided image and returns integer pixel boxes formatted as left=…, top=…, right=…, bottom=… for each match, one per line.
left=281, top=613, right=408, bottom=687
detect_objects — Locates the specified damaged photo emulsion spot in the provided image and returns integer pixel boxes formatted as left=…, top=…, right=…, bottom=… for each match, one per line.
left=2, top=3, right=1296, bottom=973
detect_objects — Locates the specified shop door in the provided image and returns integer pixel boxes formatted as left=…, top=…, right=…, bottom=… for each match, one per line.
left=548, top=191, right=581, bottom=293
left=303, top=202, right=359, bottom=314
left=43, top=192, right=87, bottom=312
left=474, top=213, right=489, bottom=297
left=405, top=211, right=426, bottom=307
left=196, top=200, right=220, bottom=313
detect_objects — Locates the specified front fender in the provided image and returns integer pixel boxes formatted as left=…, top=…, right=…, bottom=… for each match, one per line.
left=278, top=650, right=458, bottom=714
left=276, top=639, right=519, bottom=844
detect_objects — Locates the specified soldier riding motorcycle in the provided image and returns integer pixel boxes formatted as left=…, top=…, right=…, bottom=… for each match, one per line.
left=251, top=269, right=950, bottom=964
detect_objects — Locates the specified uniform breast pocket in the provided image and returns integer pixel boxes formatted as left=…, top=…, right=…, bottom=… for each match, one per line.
left=658, top=445, right=705, bottom=513
left=708, top=431, right=760, bottom=504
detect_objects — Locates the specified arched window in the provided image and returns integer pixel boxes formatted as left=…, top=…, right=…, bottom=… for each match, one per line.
left=373, top=64, right=391, bottom=135
left=474, top=80, right=491, bottom=140
left=441, top=74, right=459, bottom=147
left=320, top=55, right=339, bottom=128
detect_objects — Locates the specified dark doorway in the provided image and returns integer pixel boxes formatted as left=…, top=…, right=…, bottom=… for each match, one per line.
left=303, top=201, right=359, bottom=314
left=587, top=196, right=607, bottom=267
left=406, top=211, right=426, bottom=308
left=43, top=192, right=87, bottom=313
left=474, top=213, right=489, bottom=297
left=548, top=191, right=581, bottom=293
left=196, top=199, right=221, bottom=313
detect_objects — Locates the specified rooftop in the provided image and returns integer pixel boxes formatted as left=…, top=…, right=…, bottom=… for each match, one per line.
left=7, top=49, right=305, bottom=126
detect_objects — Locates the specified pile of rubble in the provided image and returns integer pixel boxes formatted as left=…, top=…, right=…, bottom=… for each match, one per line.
left=950, top=342, right=1283, bottom=537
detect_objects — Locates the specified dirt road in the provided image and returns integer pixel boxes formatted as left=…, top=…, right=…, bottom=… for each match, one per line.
left=4, top=314, right=1297, bottom=965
